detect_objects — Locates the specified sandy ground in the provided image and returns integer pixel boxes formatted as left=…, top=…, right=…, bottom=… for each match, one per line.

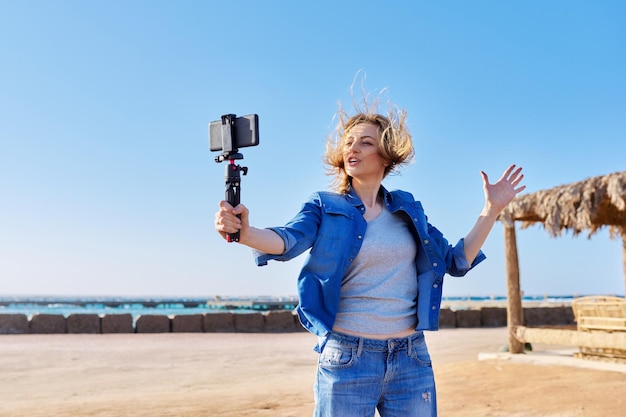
left=1, top=328, right=625, bottom=416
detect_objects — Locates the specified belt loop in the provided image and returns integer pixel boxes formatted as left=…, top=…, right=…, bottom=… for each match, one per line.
left=357, top=337, right=364, bottom=358
left=407, top=337, right=413, bottom=357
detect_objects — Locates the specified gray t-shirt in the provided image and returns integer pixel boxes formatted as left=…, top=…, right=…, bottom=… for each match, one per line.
left=333, top=205, right=418, bottom=335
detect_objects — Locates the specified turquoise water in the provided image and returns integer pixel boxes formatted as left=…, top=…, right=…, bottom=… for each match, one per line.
left=1, top=301, right=207, bottom=318
left=0, top=294, right=591, bottom=320
left=0, top=296, right=300, bottom=319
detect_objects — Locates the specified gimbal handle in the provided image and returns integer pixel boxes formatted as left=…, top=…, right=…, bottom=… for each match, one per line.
left=224, top=159, right=248, bottom=242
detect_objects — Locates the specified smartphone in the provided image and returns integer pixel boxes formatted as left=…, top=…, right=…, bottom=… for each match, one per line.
left=209, top=114, right=259, bottom=152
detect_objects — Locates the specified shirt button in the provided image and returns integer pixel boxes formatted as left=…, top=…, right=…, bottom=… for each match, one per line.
left=433, top=284, right=438, bottom=288
left=431, top=306, right=436, bottom=310
left=424, top=239, right=429, bottom=244
left=357, top=235, right=363, bottom=239
left=432, top=262, right=438, bottom=267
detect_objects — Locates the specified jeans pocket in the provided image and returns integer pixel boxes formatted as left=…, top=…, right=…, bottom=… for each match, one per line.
left=318, top=343, right=356, bottom=370
left=410, top=343, right=433, bottom=367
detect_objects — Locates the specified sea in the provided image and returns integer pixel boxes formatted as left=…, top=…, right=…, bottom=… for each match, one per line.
left=0, top=294, right=593, bottom=320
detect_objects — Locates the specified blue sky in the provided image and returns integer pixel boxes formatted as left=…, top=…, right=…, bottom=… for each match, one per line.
left=1, top=1, right=625, bottom=298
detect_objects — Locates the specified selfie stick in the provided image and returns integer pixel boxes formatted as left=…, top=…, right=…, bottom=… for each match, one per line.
left=214, top=114, right=248, bottom=243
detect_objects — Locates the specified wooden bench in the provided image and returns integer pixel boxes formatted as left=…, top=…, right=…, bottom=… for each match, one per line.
left=572, top=295, right=626, bottom=360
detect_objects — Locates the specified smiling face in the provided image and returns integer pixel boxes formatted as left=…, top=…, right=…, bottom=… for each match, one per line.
left=342, top=122, right=390, bottom=185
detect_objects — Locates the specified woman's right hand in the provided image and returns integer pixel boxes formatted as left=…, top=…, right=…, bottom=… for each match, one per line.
left=214, top=201, right=285, bottom=254
left=214, top=200, right=249, bottom=242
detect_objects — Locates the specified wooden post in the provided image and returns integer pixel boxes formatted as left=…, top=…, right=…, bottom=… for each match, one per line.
left=622, top=232, right=626, bottom=296
left=504, top=224, right=524, bottom=353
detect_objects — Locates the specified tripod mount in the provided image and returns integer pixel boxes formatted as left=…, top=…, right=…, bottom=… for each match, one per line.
left=213, top=114, right=250, bottom=242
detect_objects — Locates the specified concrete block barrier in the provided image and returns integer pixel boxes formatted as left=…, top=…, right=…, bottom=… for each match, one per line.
left=0, top=314, right=29, bottom=334
left=455, top=309, right=482, bottom=328
left=67, top=314, right=101, bottom=334
left=204, top=312, right=235, bottom=332
left=438, top=308, right=456, bottom=328
left=524, top=306, right=574, bottom=327
left=135, top=315, right=171, bottom=333
left=481, top=307, right=507, bottom=327
left=0, top=306, right=581, bottom=335
left=29, top=314, right=67, bottom=334
left=234, top=312, right=264, bottom=332
left=102, top=314, right=134, bottom=333
left=263, top=310, right=299, bottom=332
left=172, top=314, right=204, bottom=333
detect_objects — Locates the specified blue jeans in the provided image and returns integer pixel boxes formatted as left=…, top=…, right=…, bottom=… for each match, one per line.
left=313, top=332, right=437, bottom=417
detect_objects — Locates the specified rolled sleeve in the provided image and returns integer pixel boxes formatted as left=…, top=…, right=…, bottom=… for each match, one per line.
left=253, top=227, right=299, bottom=266
left=449, top=238, right=486, bottom=276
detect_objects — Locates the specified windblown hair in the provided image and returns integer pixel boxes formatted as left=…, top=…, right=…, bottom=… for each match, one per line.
left=324, top=102, right=415, bottom=194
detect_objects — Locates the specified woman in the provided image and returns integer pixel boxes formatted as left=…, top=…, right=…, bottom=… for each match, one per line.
left=214, top=106, right=525, bottom=417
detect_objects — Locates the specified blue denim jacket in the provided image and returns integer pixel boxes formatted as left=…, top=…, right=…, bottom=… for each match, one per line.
left=254, top=186, right=486, bottom=337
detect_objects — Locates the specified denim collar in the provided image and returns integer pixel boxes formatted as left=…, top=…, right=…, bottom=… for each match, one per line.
left=347, top=185, right=394, bottom=209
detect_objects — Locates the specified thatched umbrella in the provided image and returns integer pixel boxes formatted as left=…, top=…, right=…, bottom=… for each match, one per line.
left=497, top=170, right=626, bottom=353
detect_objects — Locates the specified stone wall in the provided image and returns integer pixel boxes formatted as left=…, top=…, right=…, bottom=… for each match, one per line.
left=0, top=307, right=575, bottom=334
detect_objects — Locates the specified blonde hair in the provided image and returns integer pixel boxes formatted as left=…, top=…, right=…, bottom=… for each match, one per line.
left=324, top=101, right=414, bottom=194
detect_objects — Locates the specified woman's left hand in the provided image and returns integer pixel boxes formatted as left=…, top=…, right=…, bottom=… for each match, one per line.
left=480, top=164, right=526, bottom=214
